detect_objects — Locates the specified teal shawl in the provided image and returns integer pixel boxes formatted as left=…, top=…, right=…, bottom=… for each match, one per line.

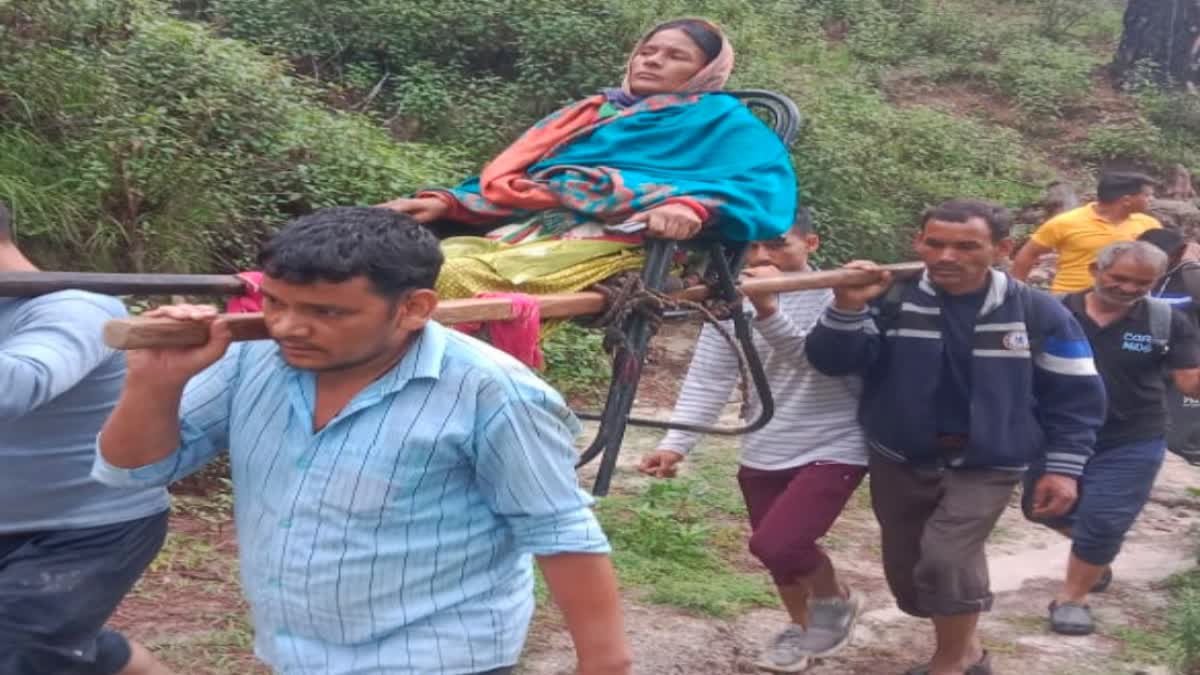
left=440, top=93, right=798, bottom=242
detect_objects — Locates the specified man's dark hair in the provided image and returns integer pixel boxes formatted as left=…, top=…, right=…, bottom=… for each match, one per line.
left=1138, top=226, right=1186, bottom=258
left=920, top=199, right=1011, bottom=242
left=1097, top=171, right=1156, bottom=204
left=0, top=202, right=11, bottom=240
left=257, top=207, right=443, bottom=298
left=791, top=206, right=814, bottom=235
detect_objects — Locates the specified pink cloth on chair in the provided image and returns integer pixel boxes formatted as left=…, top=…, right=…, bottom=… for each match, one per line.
left=225, top=275, right=543, bottom=369
left=226, top=271, right=264, bottom=313
left=475, top=292, right=544, bottom=369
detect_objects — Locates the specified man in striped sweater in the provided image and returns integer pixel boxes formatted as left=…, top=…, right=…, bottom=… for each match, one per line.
left=639, top=209, right=868, bottom=673
left=806, top=200, right=1107, bottom=675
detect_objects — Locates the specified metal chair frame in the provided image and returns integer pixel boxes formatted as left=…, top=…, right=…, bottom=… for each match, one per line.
left=574, top=90, right=804, bottom=495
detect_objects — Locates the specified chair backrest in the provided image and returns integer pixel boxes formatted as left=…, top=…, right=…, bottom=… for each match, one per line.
left=729, top=89, right=803, bottom=145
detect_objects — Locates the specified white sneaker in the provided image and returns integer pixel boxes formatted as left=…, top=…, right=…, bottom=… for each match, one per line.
left=798, top=587, right=862, bottom=657
left=754, top=624, right=812, bottom=673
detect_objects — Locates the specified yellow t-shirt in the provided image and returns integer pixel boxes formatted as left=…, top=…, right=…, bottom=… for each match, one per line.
left=1029, top=203, right=1161, bottom=292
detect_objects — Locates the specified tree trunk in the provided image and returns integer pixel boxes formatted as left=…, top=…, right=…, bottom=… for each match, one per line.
left=1114, top=0, right=1200, bottom=87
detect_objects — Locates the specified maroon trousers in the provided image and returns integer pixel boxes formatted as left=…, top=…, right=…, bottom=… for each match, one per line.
left=737, top=462, right=866, bottom=585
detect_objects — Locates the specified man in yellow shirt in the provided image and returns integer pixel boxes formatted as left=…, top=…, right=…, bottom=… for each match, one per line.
left=1012, top=173, right=1161, bottom=292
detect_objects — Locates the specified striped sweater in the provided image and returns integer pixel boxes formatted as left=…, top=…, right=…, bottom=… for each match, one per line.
left=805, top=270, right=1106, bottom=476
left=659, top=287, right=867, bottom=470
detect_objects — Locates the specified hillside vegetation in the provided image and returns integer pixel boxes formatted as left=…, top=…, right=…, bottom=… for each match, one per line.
left=2, top=0, right=1199, bottom=270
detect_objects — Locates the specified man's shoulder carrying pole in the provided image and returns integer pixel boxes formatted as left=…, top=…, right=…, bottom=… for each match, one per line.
left=61, top=263, right=927, bottom=351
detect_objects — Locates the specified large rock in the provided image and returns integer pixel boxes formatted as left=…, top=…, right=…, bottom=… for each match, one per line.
left=1149, top=199, right=1200, bottom=237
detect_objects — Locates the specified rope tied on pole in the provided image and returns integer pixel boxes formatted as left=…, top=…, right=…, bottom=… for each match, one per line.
left=581, top=271, right=754, bottom=413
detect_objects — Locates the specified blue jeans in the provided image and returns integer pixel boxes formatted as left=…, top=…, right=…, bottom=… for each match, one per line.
left=1023, top=437, right=1166, bottom=566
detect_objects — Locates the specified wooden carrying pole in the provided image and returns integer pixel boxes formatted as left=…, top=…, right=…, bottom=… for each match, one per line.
left=101, top=262, right=925, bottom=350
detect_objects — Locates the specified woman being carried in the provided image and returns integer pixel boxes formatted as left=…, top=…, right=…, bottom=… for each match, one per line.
left=380, top=17, right=798, bottom=300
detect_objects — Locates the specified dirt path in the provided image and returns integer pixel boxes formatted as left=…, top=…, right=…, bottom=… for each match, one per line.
left=527, top=426, right=1200, bottom=675
left=112, top=320, right=1200, bottom=674
left=541, top=321, right=1200, bottom=675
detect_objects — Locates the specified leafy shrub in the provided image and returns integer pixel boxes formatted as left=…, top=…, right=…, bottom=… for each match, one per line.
left=1127, top=89, right=1200, bottom=173
left=205, top=0, right=634, bottom=153
left=179, top=0, right=1053, bottom=269
left=1081, top=116, right=1165, bottom=164
left=541, top=322, right=611, bottom=402
left=992, top=38, right=1098, bottom=118
left=0, top=0, right=1156, bottom=277
left=790, top=71, right=1046, bottom=264
left=1029, top=0, right=1107, bottom=40
left=1141, top=90, right=1200, bottom=137
left=0, top=1, right=464, bottom=272
left=205, top=0, right=809, bottom=154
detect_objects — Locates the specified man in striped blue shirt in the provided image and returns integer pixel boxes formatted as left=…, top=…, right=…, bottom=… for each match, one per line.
left=93, top=207, right=631, bottom=675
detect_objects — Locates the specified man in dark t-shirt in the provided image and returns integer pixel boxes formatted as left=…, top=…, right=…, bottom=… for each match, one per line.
left=1139, top=227, right=1200, bottom=462
left=1025, top=240, right=1200, bottom=637
left=1139, top=227, right=1200, bottom=323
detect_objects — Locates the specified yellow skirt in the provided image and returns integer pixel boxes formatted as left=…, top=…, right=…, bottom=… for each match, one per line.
left=435, top=237, right=647, bottom=299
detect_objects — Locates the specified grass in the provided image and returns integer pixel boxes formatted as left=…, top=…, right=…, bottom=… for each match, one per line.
left=147, top=530, right=230, bottom=576
left=149, top=614, right=262, bottom=675
left=594, top=440, right=777, bottom=617
left=1112, top=626, right=1172, bottom=666
left=852, top=475, right=874, bottom=513
left=534, top=568, right=550, bottom=606
left=1167, top=567, right=1200, bottom=673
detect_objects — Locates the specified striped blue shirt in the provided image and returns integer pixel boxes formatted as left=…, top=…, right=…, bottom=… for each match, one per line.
left=94, top=321, right=609, bottom=674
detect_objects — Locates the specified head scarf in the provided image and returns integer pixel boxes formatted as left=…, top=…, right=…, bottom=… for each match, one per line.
left=610, top=18, right=735, bottom=104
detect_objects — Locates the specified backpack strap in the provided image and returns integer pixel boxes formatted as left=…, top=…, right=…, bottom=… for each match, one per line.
left=1146, top=296, right=1173, bottom=353
left=1018, top=284, right=1055, bottom=357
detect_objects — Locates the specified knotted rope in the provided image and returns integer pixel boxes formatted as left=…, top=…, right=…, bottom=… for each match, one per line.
left=581, top=271, right=755, bottom=410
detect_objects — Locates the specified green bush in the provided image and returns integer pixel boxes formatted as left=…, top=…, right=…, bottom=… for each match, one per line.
left=1141, top=90, right=1200, bottom=138
left=1080, top=116, right=1165, bottom=165
left=992, top=38, right=1099, bottom=119
left=541, top=322, right=611, bottom=402
left=204, top=0, right=809, bottom=154
left=0, top=0, right=1159, bottom=277
left=0, top=1, right=464, bottom=272
left=206, top=0, right=635, bottom=153
left=789, top=69, right=1046, bottom=264
left=1026, top=0, right=1112, bottom=40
